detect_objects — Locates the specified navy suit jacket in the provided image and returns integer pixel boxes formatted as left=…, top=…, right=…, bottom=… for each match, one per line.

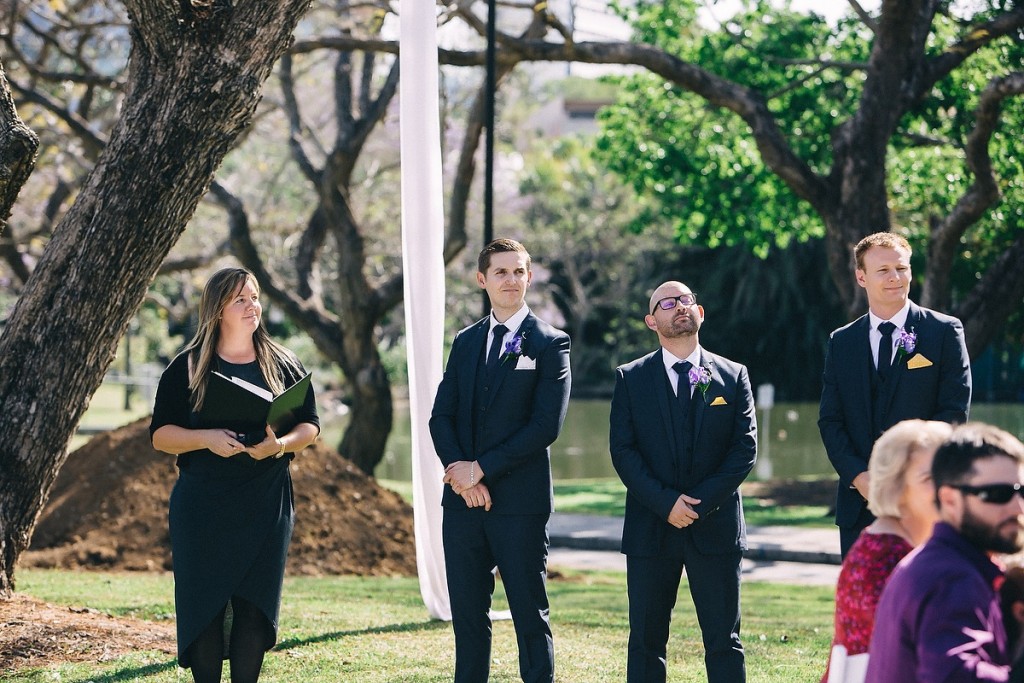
left=429, top=312, right=571, bottom=515
left=609, top=349, right=757, bottom=556
left=818, top=301, right=971, bottom=528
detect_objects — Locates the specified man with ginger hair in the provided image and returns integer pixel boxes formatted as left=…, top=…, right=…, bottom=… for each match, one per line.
left=819, top=231, right=971, bottom=557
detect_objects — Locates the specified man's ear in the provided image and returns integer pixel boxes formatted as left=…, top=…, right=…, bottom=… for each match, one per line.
left=644, top=314, right=658, bottom=331
left=855, top=268, right=867, bottom=290
left=476, top=271, right=486, bottom=289
left=937, top=484, right=962, bottom=523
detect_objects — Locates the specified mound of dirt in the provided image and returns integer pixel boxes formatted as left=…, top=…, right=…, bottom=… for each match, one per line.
left=19, top=417, right=416, bottom=577
left=0, top=593, right=176, bottom=671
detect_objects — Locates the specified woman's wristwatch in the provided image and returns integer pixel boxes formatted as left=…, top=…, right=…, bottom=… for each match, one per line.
left=273, top=439, right=286, bottom=458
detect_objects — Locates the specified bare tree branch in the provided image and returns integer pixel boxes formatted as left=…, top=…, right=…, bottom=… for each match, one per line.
left=279, top=54, right=321, bottom=184
left=7, top=76, right=106, bottom=157
left=848, top=0, right=879, bottom=33
left=208, top=180, right=345, bottom=356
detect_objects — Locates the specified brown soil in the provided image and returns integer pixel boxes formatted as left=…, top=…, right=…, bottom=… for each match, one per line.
left=0, top=593, right=176, bottom=670
left=3, top=417, right=416, bottom=674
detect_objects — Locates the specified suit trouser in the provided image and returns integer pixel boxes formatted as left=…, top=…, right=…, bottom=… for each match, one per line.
left=625, top=536, right=745, bottom=683
left=839, top=505, right=875, bottom=558
left=443, top=508, right=553, bottom=683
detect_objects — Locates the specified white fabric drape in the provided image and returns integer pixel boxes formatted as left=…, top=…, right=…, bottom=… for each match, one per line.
left=399, top=0, right=451, bottom=620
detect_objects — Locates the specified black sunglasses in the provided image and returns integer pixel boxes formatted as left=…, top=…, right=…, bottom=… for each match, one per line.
left=652, top=293, right=697, bottom=314
left=949, top=482, right=1024, bottom=504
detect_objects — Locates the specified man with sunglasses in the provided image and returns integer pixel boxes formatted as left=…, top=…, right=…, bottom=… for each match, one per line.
left=610, top=281, right=757, bottom=683
left=867, top=423, right=1024, bottom=682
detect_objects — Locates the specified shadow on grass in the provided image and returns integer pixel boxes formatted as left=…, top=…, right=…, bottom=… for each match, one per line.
left=69, top=659, right=177, bottom=682
left=66, top=621, right=448, bottom=682
left=275, top=618, right=449, bottom=651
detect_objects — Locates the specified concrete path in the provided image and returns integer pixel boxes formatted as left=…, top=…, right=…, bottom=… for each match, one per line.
left=547, top=512, right=842, bottom=586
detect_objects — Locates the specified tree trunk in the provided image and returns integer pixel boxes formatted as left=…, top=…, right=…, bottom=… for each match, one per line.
left=338, top=339, right=394, bottom=475
left=0, top=0, right=312, bottom=598
left=956, top=231, right=1024, bottom=357
left=0, top=61, right=38, bottom=238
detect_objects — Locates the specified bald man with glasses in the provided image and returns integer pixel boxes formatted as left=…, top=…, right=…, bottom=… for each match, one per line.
left=609, top=280, right=757, bottom=683
left=867, top=423, right=1024, bottom=682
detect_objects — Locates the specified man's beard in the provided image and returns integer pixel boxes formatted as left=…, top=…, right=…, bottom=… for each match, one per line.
left=960, top=507, right=1024, bottom=554
left=661, top=313, right=700, bottom=338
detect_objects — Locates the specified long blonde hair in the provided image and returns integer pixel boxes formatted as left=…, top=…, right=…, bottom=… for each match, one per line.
left=183, top=267, right=301, bottom=411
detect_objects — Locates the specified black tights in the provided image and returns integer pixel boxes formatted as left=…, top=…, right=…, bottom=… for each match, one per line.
left=187, top=596, right=271, bottom=683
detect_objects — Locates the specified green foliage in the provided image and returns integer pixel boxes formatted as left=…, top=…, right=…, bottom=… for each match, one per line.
left=597, top=0, right=866, bottom=253
left=11, top=569, right=834, bottom=681
left=596, top=0, right=1024, bottom=321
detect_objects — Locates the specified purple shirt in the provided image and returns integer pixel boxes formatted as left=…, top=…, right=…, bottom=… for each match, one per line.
left=866, top=522, right=1010, bottom=682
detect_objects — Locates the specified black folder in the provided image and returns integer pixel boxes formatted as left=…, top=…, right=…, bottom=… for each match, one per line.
left=198, top=371, right=312, bottom=445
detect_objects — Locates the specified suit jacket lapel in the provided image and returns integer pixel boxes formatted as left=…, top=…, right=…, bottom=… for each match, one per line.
left=690, top=353, right=714, bottom=450
left=482, top=314, right=536, bottom=409
left=646, top=354, right=679, bottom=458
left=852, top=316, right=874, bottom=424
left=460, top=318, right=489, bottom=406
left=878, top=303, right=923, bottom=417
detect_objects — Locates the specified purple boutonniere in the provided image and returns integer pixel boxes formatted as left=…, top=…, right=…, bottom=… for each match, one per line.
left=500, top=332, right=525, bottom=364
left=688, top=364, right=713, bottom=401
left=895, top=327, right=917, bottom=362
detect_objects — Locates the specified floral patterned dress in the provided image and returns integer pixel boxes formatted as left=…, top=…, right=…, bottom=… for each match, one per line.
left=823, top=531, right=913, bottom=683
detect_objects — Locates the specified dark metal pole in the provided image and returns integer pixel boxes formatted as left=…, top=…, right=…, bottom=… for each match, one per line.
left=482, top=0, right=497, bottom=319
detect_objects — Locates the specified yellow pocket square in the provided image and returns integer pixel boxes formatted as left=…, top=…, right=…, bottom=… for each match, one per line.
left=710, top=396, right=728, bottom=406
left=907, top=354, right=933, bottom=369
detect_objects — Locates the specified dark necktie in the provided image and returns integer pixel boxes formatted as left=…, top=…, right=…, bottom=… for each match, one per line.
left=877, top=321, right=896, bottom=378
left=673, top=360, right=693, bottom=415
left=487, top=324, right=508, bottom=373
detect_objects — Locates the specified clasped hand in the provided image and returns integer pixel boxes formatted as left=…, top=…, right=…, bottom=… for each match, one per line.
left=208, top=426, right=281, bottom=460
left=667, top=493, right=701, bottom=529
left=444, top=460, right=492, bottom=511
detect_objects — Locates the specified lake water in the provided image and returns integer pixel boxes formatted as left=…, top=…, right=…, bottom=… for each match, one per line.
left=318, top=400, right=1024, bottom=483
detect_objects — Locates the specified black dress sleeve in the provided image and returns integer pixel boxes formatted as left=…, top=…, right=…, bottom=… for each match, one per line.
left=149, top=353, right=193, bottom=438
left=281, top=357, right=320, bottom=434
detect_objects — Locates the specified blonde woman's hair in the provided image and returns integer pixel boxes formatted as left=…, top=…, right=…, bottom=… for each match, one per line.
left=182, top=267, right=301, bottom=411
left=868, top=419, right=954, bottom=518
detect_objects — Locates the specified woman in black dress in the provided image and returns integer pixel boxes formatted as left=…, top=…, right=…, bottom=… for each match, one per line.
left=150, top=267, right=319, bottom=682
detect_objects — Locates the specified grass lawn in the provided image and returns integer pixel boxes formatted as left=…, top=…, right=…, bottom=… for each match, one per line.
left=381, top=478, right=834, bottom=528
left=9, top=568, right=834, bottom=682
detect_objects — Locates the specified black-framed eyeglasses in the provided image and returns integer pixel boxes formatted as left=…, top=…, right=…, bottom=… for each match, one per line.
left=949, top=482, right=1024, bottom=504
left=652, top=293, right=698, bottom=314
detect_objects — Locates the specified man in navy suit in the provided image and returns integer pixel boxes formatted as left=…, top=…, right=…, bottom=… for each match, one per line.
left=430, top=238, right=571, bottom=683
left=819, top=232, right=971, bottom=557
left=610, top=280, right=757, bottom=683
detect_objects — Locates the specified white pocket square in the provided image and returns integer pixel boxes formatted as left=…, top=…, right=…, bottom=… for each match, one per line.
left=514, top=355, right=536, bottom=370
